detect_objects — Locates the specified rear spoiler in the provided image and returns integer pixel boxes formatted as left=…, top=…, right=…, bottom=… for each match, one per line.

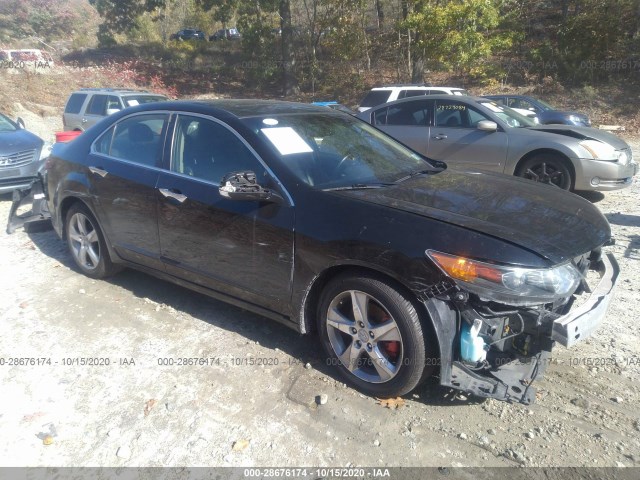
left=6, top=176, right=51, bottom=234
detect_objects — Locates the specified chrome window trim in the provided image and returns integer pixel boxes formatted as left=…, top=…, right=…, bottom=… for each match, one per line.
left=89, top=111, right=171, bottom=170
left=89, top=110, right=294, bottom=206
left=167, top=111, right=294, bottom=206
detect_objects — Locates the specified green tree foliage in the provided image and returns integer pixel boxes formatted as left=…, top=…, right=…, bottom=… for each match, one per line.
left=89, top=0, right=165, bottom=44
left=404, top=0, right=513, bottom=79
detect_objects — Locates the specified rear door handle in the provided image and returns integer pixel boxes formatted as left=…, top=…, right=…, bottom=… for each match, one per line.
left=89, top=166, right=108, bottom=177
left=433, top=134, right=448, bottom=140
left=159, top=188, right=188, bottom=203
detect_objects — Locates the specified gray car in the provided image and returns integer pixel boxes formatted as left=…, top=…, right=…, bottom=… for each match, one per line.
left=0, top=113, right=49, bottom=194
left=357, top=95, right=637, bottom=191
left=63, top=88, right=168, bottom=132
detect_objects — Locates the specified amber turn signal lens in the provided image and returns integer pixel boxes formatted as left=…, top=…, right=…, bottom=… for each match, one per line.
left=428, top=251, right=503, bottom=284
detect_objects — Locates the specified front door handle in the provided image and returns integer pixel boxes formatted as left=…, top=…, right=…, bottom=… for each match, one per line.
left=159, top=188, right=188, bottom=203
left=433, top=134, right=448, bottom=140
left=89, top=166, right=108, bottom=177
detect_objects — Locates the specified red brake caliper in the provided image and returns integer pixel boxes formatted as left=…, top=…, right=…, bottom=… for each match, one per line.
left=379, top=316, right=400, bottom=361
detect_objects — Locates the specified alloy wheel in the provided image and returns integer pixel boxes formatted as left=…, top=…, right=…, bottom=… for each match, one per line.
left=68, top=212, right=101, bottom=270
left=326, top=290, right=404, bottom=384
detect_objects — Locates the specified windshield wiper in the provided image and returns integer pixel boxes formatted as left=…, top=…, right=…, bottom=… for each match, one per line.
left=323, top=183, right=394, bottom=191
left=393, top=169, right=434, bottom=184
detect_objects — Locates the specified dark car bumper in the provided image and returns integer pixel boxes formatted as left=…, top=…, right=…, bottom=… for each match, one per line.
left=433, top=252, right=618, bottom=404
left=6, top=176, right=51, bottom=234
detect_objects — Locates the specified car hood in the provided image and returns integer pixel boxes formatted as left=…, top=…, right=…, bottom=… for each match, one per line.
left=0, top=129, right=43, bottom=155
left=528, top=125, right=628, bottom=149
left=337, top=169, right=610, bottom=264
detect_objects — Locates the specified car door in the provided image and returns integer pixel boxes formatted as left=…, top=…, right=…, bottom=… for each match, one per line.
left=82, top=94, right=122, bottom=129
left=87, top=113, right=169, bottom=269
left=426, top=99, right=508, bottom=172
left=156, top=114, right=294, bottom=311
left=371, top=99, right=431, bottom=155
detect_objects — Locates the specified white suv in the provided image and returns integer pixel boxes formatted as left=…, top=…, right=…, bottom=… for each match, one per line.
left=357, top=85, right=468, bottom=112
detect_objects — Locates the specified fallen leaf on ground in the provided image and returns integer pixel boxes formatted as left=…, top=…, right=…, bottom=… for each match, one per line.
left=42, top=435, right=54, bottom=445
left=232, top=439, right=250, bottom=451
left=376, top=397, right=406, bottom=409
left=143, top=399, right=157, bottom=416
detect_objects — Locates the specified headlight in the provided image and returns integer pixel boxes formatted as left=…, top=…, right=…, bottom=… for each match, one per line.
left=426, top=250, right=582, bottom=305
left=569, top=115, right=580, bottom=123
left=39, top=142, right=53, bottom=161
left=579, top=140, right=619, bottom=161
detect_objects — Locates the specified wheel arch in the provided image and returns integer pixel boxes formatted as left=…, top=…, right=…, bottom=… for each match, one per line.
left=299, top=264, right=441, bottom=356
left=59, top=196, right=92, bottom=240
left=514, top=149, right=576, bottom=187
left=58, top=195, right=119, bottom=263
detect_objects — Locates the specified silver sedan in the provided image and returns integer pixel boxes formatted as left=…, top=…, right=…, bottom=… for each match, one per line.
left=357, top=95, right=637, bottom=191
left=0, top=114, right=50, bottom=194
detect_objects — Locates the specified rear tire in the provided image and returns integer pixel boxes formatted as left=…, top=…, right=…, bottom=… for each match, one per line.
left=516, top=154, right=573, bottom=190
left=317, top=273, right=435, bottom=397
left=65, top=203, right=118, bottom=279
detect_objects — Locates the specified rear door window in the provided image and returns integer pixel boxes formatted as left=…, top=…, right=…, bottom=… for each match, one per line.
left=108, top=114, right=169, bottom=167
left=86, top=95, right=109, bottom=116
left=384, top=100, right=430, bottom=126
left=65, top=93, right=87, bottom=114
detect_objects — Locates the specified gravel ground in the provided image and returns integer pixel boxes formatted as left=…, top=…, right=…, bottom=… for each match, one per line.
left=0, top=113, right=639, bottom=470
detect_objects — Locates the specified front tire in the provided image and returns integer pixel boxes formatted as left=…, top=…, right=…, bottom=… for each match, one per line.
left=516, top=154, right=573, bottom=190
left=65, top=203, right=118, bottom=279
left=317, top=273, right=434, bottom=397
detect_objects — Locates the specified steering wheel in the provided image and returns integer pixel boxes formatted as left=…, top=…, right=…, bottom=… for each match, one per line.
left=334, top=153, right=357, bottom=175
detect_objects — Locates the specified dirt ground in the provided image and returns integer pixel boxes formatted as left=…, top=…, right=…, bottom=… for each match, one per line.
left=0, top=101, right=639, bottom=472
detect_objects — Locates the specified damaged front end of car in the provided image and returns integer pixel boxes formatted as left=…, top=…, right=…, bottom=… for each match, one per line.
left=6, top=175, right=51, bottom=234
left=422, top=247, right=619, bottom=405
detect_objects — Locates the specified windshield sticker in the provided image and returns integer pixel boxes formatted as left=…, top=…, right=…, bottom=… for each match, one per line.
left=261, top=127, right=313, bottom=155
left=262, top=118, right=279, bottom=126
left=127, top=99, right=139, bottom=106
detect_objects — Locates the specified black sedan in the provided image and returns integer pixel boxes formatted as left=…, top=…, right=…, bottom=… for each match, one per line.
left=483, top=94, right=591, bottom=127
left=10, top=100, right=618, bottom=404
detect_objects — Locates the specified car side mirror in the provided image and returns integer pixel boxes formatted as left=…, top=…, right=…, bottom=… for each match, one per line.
left=16, top=117, right=25, bottom=129
left=106, top=108, right=121, bottom=116
left=477, top=120, right=498, bottom=132
left=219, top=171, right=283, bottom=204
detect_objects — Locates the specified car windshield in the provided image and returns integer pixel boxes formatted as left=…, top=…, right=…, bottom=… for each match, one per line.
left=0, top=114, right=17, bottom=132
left=242, top=113, right=440, bottom=189
left=478, top=101, right=537, bottom=128
left=123, top=95, right=167, bottom=107
left=534, top=98, right=554, bottom=111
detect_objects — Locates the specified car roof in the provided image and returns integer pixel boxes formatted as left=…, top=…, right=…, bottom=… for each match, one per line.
left=72, top=88, right=157, bottom=95
left=371, top=85, right=465, bottom=90
left=128, top=99, right=332, bottom=118
left=485, top=94, right=533, bottom=99
left=368, top=94, right=490, bottom=109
